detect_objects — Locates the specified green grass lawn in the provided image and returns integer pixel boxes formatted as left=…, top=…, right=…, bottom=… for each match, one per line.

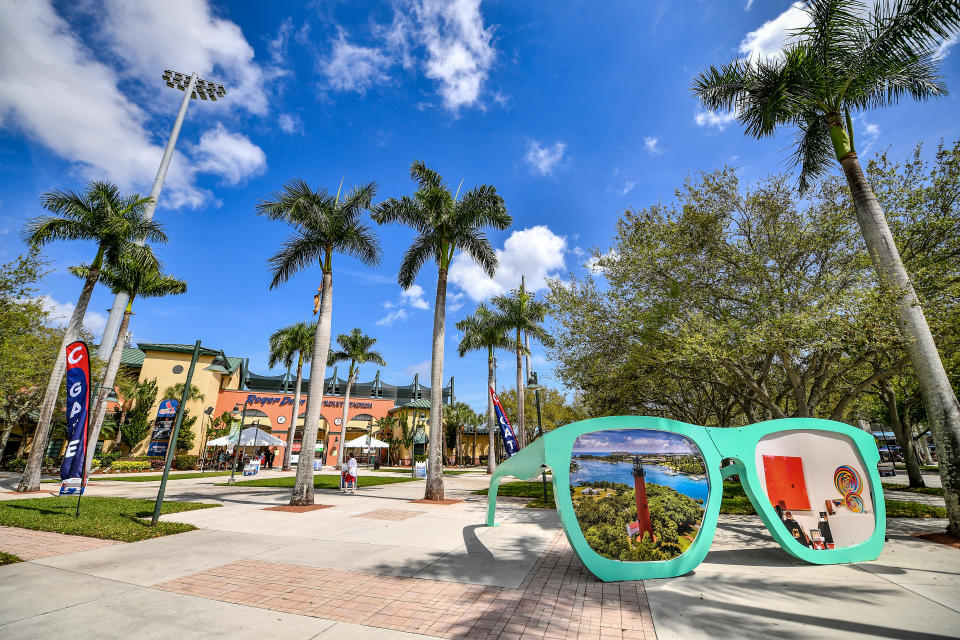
left=0, top=497, right=219, bottom=542
left=0, top=551, right=22, bottom=565
left=474, top=479, right=948, bottom=518
left=881, top=483, right=943, bottom=496
left=895, top=464, right=939, bottom=471
left=42, top=471, right=235, bottom=484
left=221, top=475, right=417, bottom=489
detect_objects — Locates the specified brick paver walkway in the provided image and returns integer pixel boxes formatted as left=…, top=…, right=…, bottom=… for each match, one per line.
left=0, top=525, right=120, bottom=560
left=156, top=532, right=656, bottom=639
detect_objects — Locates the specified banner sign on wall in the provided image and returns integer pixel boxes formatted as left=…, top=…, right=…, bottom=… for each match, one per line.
left=490, top=387, right=520, bottom=458
left=59, top=341, right=90, bottom=495
left=147, top=399, right=178, bottom=457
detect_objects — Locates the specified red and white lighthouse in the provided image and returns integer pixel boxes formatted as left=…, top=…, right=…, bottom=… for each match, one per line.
left=631, top=454, right=654, bottom=542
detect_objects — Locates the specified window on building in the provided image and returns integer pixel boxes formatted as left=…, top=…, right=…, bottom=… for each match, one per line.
left=45, top=438, right=64, bottom=458
left=94, top=440, right=104, bottom=455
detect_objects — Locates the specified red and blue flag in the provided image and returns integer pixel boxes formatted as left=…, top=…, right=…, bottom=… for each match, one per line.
left=60, top=341, right=90, bottom=495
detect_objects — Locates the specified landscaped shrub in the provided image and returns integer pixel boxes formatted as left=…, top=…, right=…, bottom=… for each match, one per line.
left=97, top=452, right=122, bottom=467
left=91, top=458, right=101, bottom=468
left=173, top=455, right=198, bottom=471
left=42, top=457, right=63, bottom=470
left=117, top=455, right=167, bottom=470
left=2, top=458, right=27, bottom=472
left=110, top=460, right=151, bottom=472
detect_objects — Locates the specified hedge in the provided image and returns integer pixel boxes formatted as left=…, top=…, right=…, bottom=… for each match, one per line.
left=110, top=460, right=151, bottom=472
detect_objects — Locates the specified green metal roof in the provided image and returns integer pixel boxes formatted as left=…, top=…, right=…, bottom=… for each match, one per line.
left=120, top=347, right=145, bottom=367
left=391, top=398, right=432, bottom=411
left=135, top=343, right=240, bottom=374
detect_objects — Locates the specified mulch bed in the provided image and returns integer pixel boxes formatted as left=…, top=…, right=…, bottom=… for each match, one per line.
left=409, top=499, right=463, bottom=505
left=261, top=505, right=334, bottom=513
left=913, top=531, right=960, bottom=549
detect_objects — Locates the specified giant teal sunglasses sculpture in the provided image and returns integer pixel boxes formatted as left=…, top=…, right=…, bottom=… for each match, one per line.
left=486, top=416, right=885, bottom=582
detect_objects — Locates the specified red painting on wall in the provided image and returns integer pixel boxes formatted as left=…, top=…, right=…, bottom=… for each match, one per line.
left=762, top=455, right=811, bottom=510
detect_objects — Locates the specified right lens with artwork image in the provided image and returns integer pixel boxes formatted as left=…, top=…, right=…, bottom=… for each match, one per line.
left=755, top=430, right=875, bottom=550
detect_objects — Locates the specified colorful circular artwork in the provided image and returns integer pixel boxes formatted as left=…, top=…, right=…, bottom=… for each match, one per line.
left=844, top=493, right=864, bottom=513
left=834, top=465, right=862, bottom=496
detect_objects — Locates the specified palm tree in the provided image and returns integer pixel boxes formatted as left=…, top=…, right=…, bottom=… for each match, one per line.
left=162, top=383, right=205, bottom=454
left=268, top=321, right=316, bottom=471
left=491, top=287, right=553, bottom=449
left=327, top=328, right=387, bottom=466
left=375, top=415, right=399, bottom=465
left=456, top=303, right=516, bottom=473
left=691, top=0, right=960, bottom=536
left=258, top=179, right=380, bottom=505
left=70, top=251, right=187, bottom=474
left=443, top=402, right=481, bottom=467
left=17, top=181, right=165, bottom=492
left=109, top=374, right=140, bottom=452
left=373, top=161, right=511, bottom=500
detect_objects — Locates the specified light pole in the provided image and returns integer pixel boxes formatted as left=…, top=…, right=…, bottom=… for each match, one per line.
left=527, top=372, right=548, bottom=504
left=228, top=401, right=248, bottom=485
left=98, top=70, right=226, bottom=359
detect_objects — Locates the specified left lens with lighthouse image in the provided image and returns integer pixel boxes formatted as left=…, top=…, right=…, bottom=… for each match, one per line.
left=569, top=429, right=709, bottom=562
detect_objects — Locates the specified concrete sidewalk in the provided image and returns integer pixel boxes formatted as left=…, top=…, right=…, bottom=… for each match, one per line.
left=1, top=472, right=958, bottom=639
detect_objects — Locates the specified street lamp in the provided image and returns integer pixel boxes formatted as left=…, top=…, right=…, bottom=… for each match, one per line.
left=227, top=401, right=248, bottom=485
left=526, top=372, right=549, bottom=504
left=98, top=69, right=227, bottom=359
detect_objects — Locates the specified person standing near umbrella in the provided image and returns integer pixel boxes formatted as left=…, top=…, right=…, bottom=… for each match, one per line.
left=343, top=454, right=358, bottom=494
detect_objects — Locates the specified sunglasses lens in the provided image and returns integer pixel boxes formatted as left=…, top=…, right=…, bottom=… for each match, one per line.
left=756, top=430, right=875, bottom=550
left=570, top=429, right=708, bottom=561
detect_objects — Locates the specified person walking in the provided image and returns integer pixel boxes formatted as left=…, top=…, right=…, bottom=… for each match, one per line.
left=344, top=454, right=358, bottom=494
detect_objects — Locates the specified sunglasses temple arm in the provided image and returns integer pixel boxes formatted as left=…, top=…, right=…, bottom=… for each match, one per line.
left=485, top=441, right=547, bottom=527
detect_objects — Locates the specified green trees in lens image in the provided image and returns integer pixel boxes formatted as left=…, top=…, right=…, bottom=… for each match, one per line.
left=573, top=482, right=705, bottom=562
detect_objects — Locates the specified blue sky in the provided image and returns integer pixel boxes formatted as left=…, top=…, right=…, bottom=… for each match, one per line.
left=572, top=429, right=698, bottom=455
left=2, top=1, right=959, bottom=412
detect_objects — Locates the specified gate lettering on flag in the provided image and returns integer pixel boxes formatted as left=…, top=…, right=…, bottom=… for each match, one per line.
left=60, top=341, right=90, bottom=495
left=490, top=387, right=520, bottom=458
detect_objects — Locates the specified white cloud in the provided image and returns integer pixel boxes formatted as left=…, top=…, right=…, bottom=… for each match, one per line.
left=37, top=295, right=107, bottom=337
left=401, top=284, right=430, bottom=310
left=191, top=124, right=266, bottom=185
left=934, top=33, right=959, bottom=61
left=376, top=309, right=409, bottom=326
left=404, top=359, right=431, bottom=379
left=620, top=181, right=636, bottom=196
left=269, top=17, right=293, bottom=64
left=525, top=140, right=566, bottom=176
left=644, top=136, right=661, bottom=155
left=448, top=291, right=466, bottom=312
left=99, top=0, right=278, bottom=116
left=322, top=30, right=392, bottom=93
left=414, top=0, right=495, bottom=111
left=0, top=0, right=269, bottom=210
left=449, top=225, right=567, bottom=302
left=694, top=110, right=737, bottom=131
left=745, top=0, right=755, bottom=10
left=738, top=2, right=808, bottom=63
left=277, top=113, right=302, bottom=134
left=857, top=114, right=881, bottom=154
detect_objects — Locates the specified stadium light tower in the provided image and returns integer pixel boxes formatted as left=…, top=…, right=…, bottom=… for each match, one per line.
left=98, top=70, right=227, bottom=359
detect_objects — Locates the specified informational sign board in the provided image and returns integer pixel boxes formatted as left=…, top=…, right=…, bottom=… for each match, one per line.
left=415, top=461, right=427, bottom=478
left=147, top=399, right=178, bottom=457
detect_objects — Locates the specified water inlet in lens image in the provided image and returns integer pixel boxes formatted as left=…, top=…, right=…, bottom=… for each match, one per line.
left=570, top=429, right=708, bottom=562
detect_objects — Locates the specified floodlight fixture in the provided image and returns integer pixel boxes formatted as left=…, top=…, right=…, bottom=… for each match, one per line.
left=162, top=69, right=226, bottom=101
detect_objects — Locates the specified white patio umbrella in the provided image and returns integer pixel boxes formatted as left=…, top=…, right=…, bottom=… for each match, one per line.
left=343, top=435, right=390, bottom=449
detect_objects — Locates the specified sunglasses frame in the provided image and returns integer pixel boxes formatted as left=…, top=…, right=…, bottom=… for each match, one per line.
left=486, top=416, right=886, bottom=582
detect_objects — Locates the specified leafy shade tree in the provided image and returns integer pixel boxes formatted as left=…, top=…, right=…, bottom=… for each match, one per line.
left=456, top=303, right=515, bottom=473
left=691, top=0, right=960, bottom=535
left=0, top=251, right=61, bottom=460
left=268, top=321, right=316, bottom=471
left=374, top=415, right=400, bottom=465
left=373, top=161, right=510, bottom=500
left=70, top=251, right=187, bottom=473
left=497, top=386, right=586, bottom=444
left=116, top=377, right=159, bottom=451
left=328, top=328, right=386, bottom=467
left=162, top=383, right=205, bottom=453
left=17, top=181, right=165, bottom=492
left=258, top=179, right=380, bottom=505
left=491, top=286, right=554, bottom=448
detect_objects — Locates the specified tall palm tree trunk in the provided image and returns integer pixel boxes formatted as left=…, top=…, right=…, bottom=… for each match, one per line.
left=840, top=152, right=960, bottom=535
left=425, top=268, right=447, bottom=501
left=84, top=306, right=132, bottom=475
left=282, top=356, right=304, bottom=472
left=487, top=347, right=496, bottom=474
left=17, top=256, right=101, bottom=492
left=291, top=270, right=333, bottom=506
left=337, top=370, right=355, bottom=467
left=515, top=329, right=526, bottom=448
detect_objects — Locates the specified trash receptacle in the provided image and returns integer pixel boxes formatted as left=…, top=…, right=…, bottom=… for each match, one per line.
left=373, top=460, right=381, bottom=470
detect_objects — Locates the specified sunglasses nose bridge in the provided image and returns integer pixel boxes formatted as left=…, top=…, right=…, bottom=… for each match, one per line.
left=706, top=427, right=751, bottom=465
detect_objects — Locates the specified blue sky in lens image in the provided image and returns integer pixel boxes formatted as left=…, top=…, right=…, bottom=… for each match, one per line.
left=1, top=1, right=959, bottom=412
left=573, top=430, right=699, bottom=455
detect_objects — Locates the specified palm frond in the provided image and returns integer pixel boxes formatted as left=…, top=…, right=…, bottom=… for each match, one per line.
left=398, top=232, right=439, bottom=288
left=457, top=184, right=510, bottom=229
left=691, top=59, right=752, bottom=112
left=456, top=231, right=498, bottom=278
left=410, top=160, right=446, bottom=191
left=335, top=222, right=382, bottom=268
left=267, top=229, right=326, bottom=288
left=21, top=217, right=91, bottom=247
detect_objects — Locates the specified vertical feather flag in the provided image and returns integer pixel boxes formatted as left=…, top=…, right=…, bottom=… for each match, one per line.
left=60, top=341, right=90, bottom=496
left=490, top=387, right=520, bottom=457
